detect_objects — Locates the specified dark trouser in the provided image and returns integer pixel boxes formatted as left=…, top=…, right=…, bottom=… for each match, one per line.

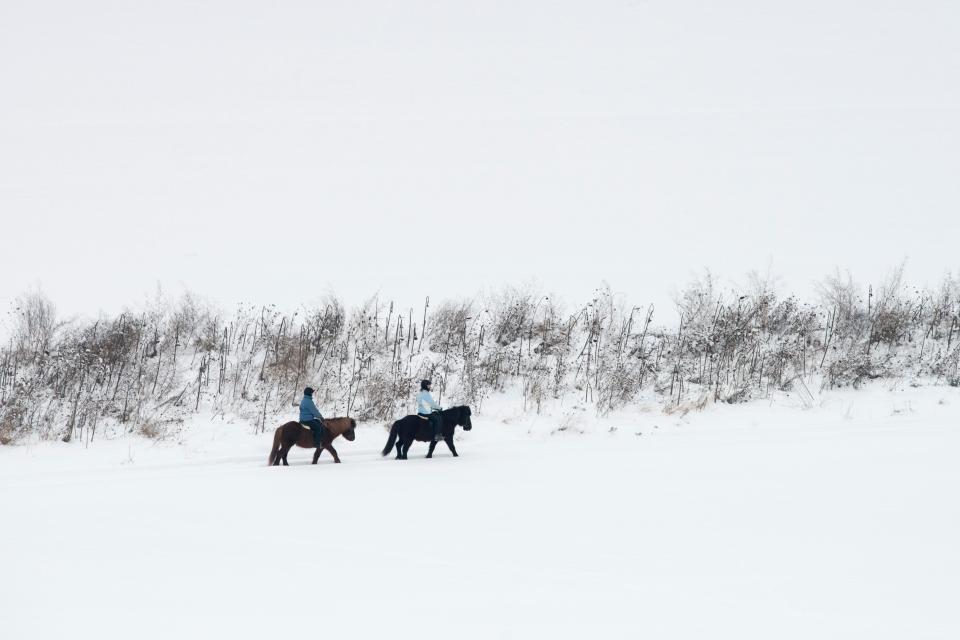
left=302, top=419, right=326, bottom=447
left=420, top=412, right=442, bottom=440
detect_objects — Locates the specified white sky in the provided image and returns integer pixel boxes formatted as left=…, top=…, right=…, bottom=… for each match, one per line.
left=1, top=0, right=958, bottom=321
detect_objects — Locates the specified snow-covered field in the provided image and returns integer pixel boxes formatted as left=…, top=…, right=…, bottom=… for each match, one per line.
left=3, top=384, right=959, bottom=639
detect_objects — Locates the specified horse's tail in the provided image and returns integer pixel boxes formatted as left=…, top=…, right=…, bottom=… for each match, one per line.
left=268, top=426, right=282, bottom=466
left=381, top=421, right=398, bottom=457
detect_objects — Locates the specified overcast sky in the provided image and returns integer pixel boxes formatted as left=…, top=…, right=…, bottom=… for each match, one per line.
left=1, top=0, right=958, bottom=322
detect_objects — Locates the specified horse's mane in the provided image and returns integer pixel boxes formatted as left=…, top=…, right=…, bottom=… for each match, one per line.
left=440, top=405, right=470, bottom=418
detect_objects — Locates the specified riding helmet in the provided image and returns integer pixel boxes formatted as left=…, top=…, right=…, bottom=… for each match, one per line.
left=304, top=386, right=315, bottom=396
left=420, top=379, right=431, bottom=391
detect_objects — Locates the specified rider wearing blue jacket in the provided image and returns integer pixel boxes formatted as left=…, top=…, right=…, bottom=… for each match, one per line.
left=299, top=387, right=327, bottom=447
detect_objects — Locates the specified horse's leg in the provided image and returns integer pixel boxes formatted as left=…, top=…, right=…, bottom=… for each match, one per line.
left=280, top=443, right=292, bottom=466
left=401, top=439, right=412, bottom=460
left=426, top=439, right=437, bottom=458
left=444, top=435, right=459, bottom=457
left=325, top=443, right=341, bottom=463
left=395, top=437, right=404, bottom=460
left=312, top=446, right=323, bottom=464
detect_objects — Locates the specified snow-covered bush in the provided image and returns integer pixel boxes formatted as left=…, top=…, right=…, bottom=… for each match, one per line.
left=3, top=269, right=960, bottom=444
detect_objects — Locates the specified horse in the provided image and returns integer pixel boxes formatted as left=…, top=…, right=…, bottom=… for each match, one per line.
left=381, top=405, right=472, bottom=460
left=268, top=416, right=357, bottom=466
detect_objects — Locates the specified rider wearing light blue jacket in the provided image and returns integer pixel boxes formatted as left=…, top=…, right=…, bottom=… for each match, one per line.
left=417, top=379, right=442, bottom=442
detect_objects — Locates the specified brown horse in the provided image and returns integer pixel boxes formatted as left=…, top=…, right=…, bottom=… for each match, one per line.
left=268, top=417, right=356, bottom=466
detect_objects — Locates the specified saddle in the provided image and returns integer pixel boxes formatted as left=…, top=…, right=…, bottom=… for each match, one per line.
left=300, top=422, right=329, bottom=444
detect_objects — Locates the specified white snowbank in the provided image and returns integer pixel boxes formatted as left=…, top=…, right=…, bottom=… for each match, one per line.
left=2, top=384, right=958, bottom=639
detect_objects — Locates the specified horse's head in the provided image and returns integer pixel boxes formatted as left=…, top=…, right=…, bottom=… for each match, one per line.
left=343, top=418, right=357, bottom=441
left=461, top=406, right=473, bottom=431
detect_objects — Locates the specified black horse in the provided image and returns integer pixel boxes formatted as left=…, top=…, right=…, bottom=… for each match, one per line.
left=381, top=405, right=473, bottom=460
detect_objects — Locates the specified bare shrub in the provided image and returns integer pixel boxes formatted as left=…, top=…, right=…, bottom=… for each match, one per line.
left=826, top=349, right=887, bottom=388
left=353, top=368, right=411, bottom=421
left=136, top=418, right=167, bottom=439
left=428, top=300, right=474, bottom=354
left=868, top=263, right=911, bottom=348
left=11, top=291, right=58, bottom=363
left=817, top=269, right=868, bottom=340
left=486, top=286, right=540, bottom=347
left=4, top=266, right=960, bottom=444
left=0, top=403, right=27, bottom=445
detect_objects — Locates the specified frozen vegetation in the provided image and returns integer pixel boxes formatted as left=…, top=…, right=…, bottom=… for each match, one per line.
left=2, top=266, right=959, bottom=445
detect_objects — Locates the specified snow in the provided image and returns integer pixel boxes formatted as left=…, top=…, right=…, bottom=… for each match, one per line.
left=3, top=384, right=959, bottom=639
left=3, top=1, right=957, bottom=635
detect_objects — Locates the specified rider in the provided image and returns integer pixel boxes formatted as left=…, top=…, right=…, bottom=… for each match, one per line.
left=299, top=386, right=328, bottom=448
left=416, top=379, right=443, bottom=442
